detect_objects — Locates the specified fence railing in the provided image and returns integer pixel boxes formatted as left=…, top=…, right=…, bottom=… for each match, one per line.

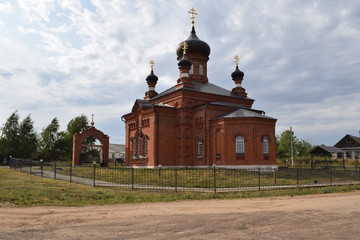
left=9, top=159, right=360, bottom=193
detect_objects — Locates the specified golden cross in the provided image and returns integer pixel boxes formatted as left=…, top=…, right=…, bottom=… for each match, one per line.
left=188, top=8, right=197, bottom=27
left=234, top=55, right=239, bottom=67
left=91, top=114, right=94, bottom=126
left=149, top=60, right=155, bottom=70
left=182, top=41, right=188, bottom=55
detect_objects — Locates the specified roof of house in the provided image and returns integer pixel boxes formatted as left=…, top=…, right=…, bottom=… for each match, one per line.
left=311, top=145, right=344, bottom=155
left=214, top=108, right=275, bottom=120
left=109, top=144, right=125, bottom=153
left=151, top=79, right=254, bottom=101
left=334, top=134, right=360, bottom=148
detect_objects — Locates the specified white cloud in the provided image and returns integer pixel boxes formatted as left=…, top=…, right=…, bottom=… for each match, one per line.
left=0, top=0, right=359, bottom=145
left=0, top=2, right=12, bottom=13
left=17, top=0, right=56, bottom=22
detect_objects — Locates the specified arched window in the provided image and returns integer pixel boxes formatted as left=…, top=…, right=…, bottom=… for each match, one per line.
left=131, top=138, right=136, bottom=158
left=236, top=136, right=245, bottom=154
left=199, top=64, right=203, bottom=75
left=262, top=136, right=269, bottom=154
left=144, top=138, right=148, bottom=157
left=197, top=139, right=203, bottom=157
left=189, top=65, right=194, bottom=74
left=137, top=137, right=142, bottom=157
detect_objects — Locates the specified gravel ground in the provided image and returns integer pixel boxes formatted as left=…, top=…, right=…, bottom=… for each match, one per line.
left=1, top=191, right=360, bottom=240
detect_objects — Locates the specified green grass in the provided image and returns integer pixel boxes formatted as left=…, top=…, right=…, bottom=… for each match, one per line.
left=1, top=168, right=360, bottom=208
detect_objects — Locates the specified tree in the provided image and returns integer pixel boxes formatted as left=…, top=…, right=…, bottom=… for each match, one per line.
left=0, top=111, right=20, bottom=158
left=38, top=118, right=62, bottom=160
left=295, top=139, right=312, bottom=157
left=18, top=115, right=38, bottom=158
left=277, top=130, right=295, bottom=159
left=277, top=129, right=313, bottom=159
left=67, top=114, right=90, bottom=136
left=61, top=114, right=92, bottom=160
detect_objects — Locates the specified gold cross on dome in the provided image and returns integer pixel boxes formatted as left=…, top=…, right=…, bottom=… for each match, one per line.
left=91, top=114, right=95, bottom=126
left=149, top=60, right=155, bottom=70
left=234, top=55, right=239, bottom=66
left=188, top=8, right=197, bottom=27
left=182, top=41, right=188, bottom=55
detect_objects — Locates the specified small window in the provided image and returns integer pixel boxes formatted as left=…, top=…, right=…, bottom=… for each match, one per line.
left=199, top=64, right=203, bottom=75
left=189, top=65, right=194, bottom=74
left=197, top=139, right=203, bottom=157
left=236, top=136, right=245, bottom=154
left=262, top=136, right=269, bottom=154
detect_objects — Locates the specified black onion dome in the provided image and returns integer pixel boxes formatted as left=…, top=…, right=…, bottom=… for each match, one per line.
left=176, top=26, right=211, bottom=58
left=146, top=70, right=158, bottom=83
left=178, top=55, right=192, bottom=68
left=231, top=66, right=244, bottom=79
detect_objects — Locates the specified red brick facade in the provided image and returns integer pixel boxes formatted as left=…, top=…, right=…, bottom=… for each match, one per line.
left=122, top=23, right=277, bottom=169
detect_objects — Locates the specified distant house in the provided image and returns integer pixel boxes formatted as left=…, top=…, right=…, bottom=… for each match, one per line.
left=310, top=145, right=344, bottom=160
left=109, top=144, right=125, bottom=160
left=334, top=134, right=360, bottom=160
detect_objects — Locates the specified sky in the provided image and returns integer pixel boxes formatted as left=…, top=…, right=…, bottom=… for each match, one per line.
left=0, top=0, right=359, bottom=146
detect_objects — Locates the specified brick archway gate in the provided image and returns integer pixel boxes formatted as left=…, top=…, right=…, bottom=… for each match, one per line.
left=72, top=126, right=110, bottom=167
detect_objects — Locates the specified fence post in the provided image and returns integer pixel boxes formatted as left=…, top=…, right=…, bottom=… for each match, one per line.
left=175, top=168, right=178, bottom=192
left=273, top=169, right=277, bottom=185
left=93, top=163, right=96, bottom=187
left=296, top=168, right=299, bottom=188
left=329, top=168, right=332, bottom=187
left=40, top=160, right=43, bottom=177
left=258, top=168, right=261, bottom=191
left=54, top=161, right=57, bottom=180
left=29, top=160, right=32, bottom=174
left=213, top=165, right=217, bottom=194
left=131, top=167, right=134, bottom=190
left=20, top=159, right=22, bottom=172
left=70, top=163, right=73, bottom=183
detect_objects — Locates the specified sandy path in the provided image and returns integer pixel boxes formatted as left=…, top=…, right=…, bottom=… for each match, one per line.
left=1, top=191, right=360, bottom=240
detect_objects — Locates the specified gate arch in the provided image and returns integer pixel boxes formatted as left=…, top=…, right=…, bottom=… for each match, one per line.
left=72, top=126, right=109, bottom=167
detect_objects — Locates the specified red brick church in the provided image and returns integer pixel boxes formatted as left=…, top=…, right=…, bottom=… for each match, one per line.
left=122, top=9, right=277, bottom=168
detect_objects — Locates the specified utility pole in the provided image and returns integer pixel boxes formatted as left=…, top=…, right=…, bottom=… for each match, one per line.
left=290, top=126, right=294, bottom=166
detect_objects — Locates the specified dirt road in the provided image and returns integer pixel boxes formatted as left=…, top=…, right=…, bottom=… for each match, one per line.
left=1, top=191, right=360, bottom=239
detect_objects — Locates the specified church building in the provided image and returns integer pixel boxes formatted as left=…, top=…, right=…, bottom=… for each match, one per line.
left=122, top=9, right=277, bottom=168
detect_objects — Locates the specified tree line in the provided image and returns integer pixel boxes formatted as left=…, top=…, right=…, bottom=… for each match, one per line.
left=0, top=111, right=92, bottom=162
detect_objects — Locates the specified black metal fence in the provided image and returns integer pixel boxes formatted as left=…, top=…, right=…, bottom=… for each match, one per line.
left=9, top=159, right=360, bottom=193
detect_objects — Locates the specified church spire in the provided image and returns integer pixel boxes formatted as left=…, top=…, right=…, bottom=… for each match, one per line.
left=144, top=60, right=159, bottom=100
left=177, top=42, right=193, bottom=88
left=231, top=55, right=247, bottom=97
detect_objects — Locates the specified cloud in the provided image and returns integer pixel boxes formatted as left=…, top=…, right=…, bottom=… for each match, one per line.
left=0, top=2, right=13, bottom=13
left=0, top=0, right=359, bottom=146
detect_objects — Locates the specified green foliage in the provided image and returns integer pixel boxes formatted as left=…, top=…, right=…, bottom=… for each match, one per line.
left=38, top=118, right=62, bottom=160
left=37, top=115, right=92, bottom=161
left=18, top=115, right=37, bottom=158
left=277, top=129, right=313, bottom=159
left=0, top=112, right=38, bottom=159
left=0, top=112, right=94, bottom=162
left=67, top=114, right=90, bottom=136
left=0, top=111, right=20, bottom=158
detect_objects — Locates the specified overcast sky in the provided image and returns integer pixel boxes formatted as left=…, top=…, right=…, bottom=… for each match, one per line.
left=0, top=0, right=359, bottom=146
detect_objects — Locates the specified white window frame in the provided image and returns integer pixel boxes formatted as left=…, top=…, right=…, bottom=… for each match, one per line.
left=197, top=139, right=203, bottom=157
left=236, top=136, right=245, bottom=154
left=262, top=136, right=269, bottom=154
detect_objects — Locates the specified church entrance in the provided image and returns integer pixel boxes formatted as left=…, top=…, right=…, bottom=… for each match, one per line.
left=72, top=126, right=109, bottom=167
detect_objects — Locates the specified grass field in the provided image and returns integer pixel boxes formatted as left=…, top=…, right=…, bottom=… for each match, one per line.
left=1, top=168, right=360, bottom=207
